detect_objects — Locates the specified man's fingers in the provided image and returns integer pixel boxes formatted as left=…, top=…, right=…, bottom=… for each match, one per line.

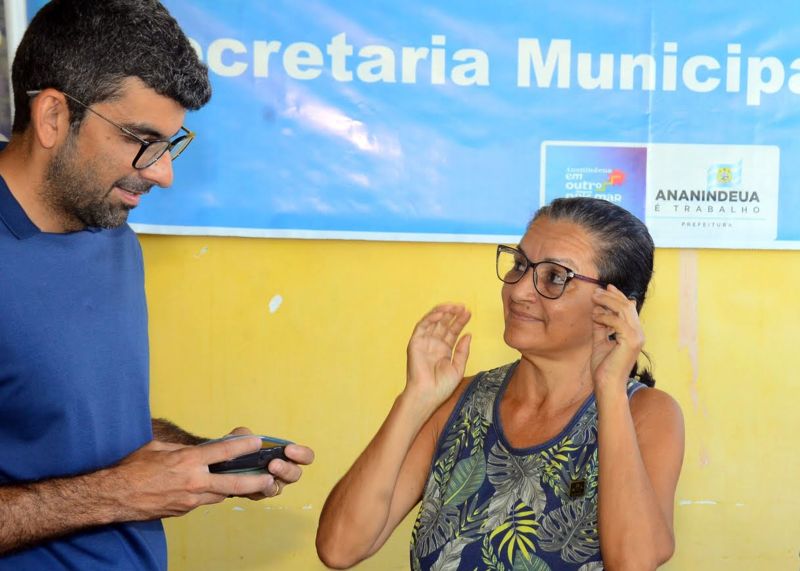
left=145, top=440, right=185, bottom=452
left=197, top=492, right=229, bottom=506
left=269, top=459, right=303, bottom=484
left=226, top=426, right=253, bottom=437
left=284, top=444, right=315, bottom=465
left=209, top=472, right=273, bottom=497
left=196, top=435, right=262, bottom=465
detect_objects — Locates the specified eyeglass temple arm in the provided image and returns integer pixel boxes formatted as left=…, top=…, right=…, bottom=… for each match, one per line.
left=571, top=274, right=607, bottom=287
left=573, top=275, right=640, bottom=301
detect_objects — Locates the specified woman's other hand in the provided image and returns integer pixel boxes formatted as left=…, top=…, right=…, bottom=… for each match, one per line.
left=405, top=304, right=472, bottom=415
left=590, top=285, right=645, bottom=393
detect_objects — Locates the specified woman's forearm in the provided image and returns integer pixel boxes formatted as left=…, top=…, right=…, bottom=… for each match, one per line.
left=596, top=388, right=674, bottom=570
left=316, top=391, right=433, bottom=569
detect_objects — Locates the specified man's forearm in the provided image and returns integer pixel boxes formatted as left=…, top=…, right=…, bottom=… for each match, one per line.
left=0, top=422, right=270, bottom=556
left=151, top=418, right=206, bottom=445
left=0, top=469, right=123, bottom=555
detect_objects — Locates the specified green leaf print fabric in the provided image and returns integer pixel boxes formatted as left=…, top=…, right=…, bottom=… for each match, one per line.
left=410, top=362, right=645, bottom=570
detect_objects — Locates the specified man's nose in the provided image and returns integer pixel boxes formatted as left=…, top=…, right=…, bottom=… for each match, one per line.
left=139, top=153, right=175, bottom=188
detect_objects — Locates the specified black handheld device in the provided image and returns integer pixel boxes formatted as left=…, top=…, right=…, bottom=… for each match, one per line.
left=206, top=435, right=292, bottom=475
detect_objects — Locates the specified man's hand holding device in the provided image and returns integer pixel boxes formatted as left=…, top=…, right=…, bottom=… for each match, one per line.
left=202, top=429, right=315, bottom=499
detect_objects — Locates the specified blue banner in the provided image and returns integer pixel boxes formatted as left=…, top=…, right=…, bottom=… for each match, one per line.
left=26, top=0, right=800, bottom=248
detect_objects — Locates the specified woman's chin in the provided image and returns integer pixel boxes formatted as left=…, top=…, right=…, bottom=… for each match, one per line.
left=503, top=328, right=543, bottom=353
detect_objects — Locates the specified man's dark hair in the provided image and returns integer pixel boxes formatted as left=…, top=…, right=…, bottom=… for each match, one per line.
left=11, top=0, right=211, bottom=133
left=532, top=197, right=657, bottom=386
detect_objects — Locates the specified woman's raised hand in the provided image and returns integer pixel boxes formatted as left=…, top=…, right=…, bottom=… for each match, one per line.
left=590, top=285, right=645, bottom=393
left=405, top=304, right=472, bottom=415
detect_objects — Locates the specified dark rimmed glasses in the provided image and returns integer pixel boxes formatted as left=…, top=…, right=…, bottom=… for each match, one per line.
left=496, top=244, right=607, bottom=300
left=26, top=89, right=195, bottom=169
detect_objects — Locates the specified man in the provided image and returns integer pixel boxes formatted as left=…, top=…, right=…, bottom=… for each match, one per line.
left=0, top=1, right=314, bottom=569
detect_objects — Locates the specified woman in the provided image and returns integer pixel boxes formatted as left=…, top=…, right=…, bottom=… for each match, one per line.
left=317, top=197, right=685, bottom=570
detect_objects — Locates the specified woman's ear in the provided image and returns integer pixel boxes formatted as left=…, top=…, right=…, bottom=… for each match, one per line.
left=29, top=89, right=72, bottom=150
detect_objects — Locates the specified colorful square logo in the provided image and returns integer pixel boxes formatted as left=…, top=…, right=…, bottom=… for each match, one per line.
left=541, top=142, right=647, bottom=221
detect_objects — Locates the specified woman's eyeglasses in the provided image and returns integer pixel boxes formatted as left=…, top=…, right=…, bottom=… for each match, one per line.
left=495, top=244, right=607, bottom=299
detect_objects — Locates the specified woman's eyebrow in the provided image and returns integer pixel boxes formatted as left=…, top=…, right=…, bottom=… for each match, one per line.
left=518, top=244, right=578, bottom=267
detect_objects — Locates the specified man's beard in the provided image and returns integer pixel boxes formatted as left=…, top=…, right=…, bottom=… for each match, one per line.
left=43, top=138, right=152, bottom=231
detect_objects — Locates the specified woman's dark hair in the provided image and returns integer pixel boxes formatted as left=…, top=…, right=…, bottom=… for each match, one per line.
left=532, top=197, right=656, bottom=387
left=12, top=0, right=211, bottom=133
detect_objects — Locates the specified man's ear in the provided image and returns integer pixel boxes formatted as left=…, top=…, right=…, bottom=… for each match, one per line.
left=29, top=89, right=72, bottom=150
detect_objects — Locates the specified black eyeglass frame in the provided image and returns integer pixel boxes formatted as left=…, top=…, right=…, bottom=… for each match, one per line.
left=26, top=89, right=195, bottom=170
left=495, top=244, right=608, bottom=299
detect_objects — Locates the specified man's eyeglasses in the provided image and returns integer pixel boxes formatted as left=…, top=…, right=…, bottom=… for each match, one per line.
left=26, top=89, right=195, bottom=169
left=495, top=244, right=607, bottom=300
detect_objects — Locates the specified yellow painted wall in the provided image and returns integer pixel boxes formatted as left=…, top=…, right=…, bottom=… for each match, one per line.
left=141, top=235, right=800, bottom=570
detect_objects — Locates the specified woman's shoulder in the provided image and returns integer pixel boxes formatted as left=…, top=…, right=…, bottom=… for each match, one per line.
left=471, top=361, right=518, bottom=390
left=629, top=385, right=685, bottom=434
left=429, top=362, right=517, bottom=440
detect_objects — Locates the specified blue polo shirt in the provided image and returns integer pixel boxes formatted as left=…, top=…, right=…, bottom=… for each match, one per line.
left=0, top=173, right=166, bottom=570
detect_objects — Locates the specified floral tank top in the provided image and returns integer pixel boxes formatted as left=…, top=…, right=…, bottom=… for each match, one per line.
left=410, top=361, right=646, bottom=571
